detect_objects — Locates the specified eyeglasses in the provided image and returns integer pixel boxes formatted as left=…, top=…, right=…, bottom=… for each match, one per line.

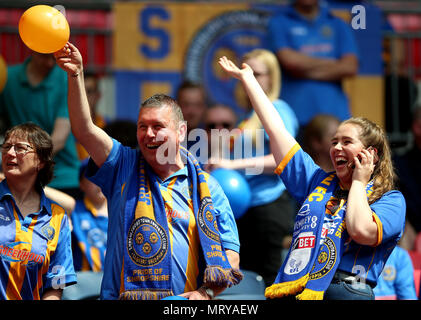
left=1, top=143, right=34, bottom=155
left=206, top=122, right=235, bottom=130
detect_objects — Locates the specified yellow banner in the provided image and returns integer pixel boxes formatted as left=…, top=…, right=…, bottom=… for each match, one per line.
left=113, top=2, right=248, bottom=71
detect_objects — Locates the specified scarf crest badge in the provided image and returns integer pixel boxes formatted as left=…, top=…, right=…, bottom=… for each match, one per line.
left=119, top=147, right=242, bottom=300
left=265, top=173, right=374, bottom=300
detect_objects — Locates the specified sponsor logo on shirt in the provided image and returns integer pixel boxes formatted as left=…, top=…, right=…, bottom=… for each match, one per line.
left=0, top=242, right=45, bottom=265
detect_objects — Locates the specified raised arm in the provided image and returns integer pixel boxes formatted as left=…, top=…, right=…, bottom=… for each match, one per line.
left=218, top=56, right=297, bottom=165
left=54, top=43, right=112, bottom=167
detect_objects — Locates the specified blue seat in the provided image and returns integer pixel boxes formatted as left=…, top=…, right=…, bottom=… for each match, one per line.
left=62, top=270, right=266, bottom=300
left=62, top=271, right=103, bottom=300
left=217, top=270, right=266, bottom=300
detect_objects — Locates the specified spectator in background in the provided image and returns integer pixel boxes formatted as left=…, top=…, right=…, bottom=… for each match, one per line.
left=0, top=52, right=80, bottom=198
left=204, top=103, right=238, bottom=160
left=393, top=106, right=421, bottom=250
left=41, top=158, right=108, bottom=272
left=104, top=120, right=138, bottom=149
left=176, top=80, right=208, bottom=151
left=71, top=159, right=108, bottom=272
left=206, top=49, right=299, bottom=286
left=302, top=114, right=340, bottom=172
left=374, top=245, right=417, bottom=300
left=267, top=0, right=358, bottom=131
left=76, top=72, right=108, bottom=160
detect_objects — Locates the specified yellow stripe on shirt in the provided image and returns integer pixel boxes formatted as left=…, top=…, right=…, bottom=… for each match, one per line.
left=161, top=177, right=177, bottom=257
left=6, top=205, right=38, bottom=300
left=183, top=198, right=200, bottom=293
left=371, top=212, right=383, bottom=247
left=33, top=203, right=66, bottom=298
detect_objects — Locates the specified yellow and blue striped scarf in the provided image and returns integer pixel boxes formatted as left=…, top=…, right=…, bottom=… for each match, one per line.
left=266, top=173, right=374, bottom=300
left=119, top=148, right=242, bottom=300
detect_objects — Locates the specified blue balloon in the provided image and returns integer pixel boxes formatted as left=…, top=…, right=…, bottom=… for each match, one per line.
left=211, top=168, right=251, bottom=219
left=162, top=295, right=188, bottom=300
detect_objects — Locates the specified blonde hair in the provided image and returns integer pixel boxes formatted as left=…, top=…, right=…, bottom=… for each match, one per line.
left=242, top=48, right=281, bottom=101
left=239, top=49, right=282, bottom=148
left=342, top=117, right=396, bottom=204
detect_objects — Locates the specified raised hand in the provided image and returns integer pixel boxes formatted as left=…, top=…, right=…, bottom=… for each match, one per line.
left=351, top=148, right=377, bottom=185
left=218, top=56, right=253, bottom=80
left=54, top=42, right=83, bottom=77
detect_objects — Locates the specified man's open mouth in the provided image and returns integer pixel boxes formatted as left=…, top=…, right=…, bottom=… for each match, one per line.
left=146, top=144, right=161, bottom=150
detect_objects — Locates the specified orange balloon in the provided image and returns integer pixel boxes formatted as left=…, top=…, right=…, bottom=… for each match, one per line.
left=0, top=55, right=7, bottom=93
left=18, top=5, right=70, bottom=54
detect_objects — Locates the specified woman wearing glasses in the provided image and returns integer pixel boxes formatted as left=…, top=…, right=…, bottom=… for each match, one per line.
left=218, top=56, right=405, bottom=300
left=0, top=122, right=76, bottom=299
left=206, top=49, right=299, bottom=287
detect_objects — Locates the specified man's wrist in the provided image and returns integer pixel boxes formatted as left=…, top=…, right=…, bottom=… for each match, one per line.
left=200, top=286, right=215, bottom=300
left=70, top=68, right=83, bottom=78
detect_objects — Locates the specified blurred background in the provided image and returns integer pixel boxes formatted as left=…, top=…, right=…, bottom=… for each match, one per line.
left=0, top=0, right=418, bottom=153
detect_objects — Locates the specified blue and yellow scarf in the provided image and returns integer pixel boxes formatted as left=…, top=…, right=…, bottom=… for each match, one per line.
left=119, top=148, right=242, bottom=300
left=265, top=173, right=374, bottom=300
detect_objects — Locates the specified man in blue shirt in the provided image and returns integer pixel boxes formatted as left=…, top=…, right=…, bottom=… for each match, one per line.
left=55, top=43, right=241, bottom=300
left=267, top=0, right=359, bottom=127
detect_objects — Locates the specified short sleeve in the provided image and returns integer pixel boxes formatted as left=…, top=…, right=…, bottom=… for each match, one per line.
left=371, top=190, right=406, bottom=245
left=276, top=145, right=323, bottom=205
left=207, top=174, right=240, bottom=253
left=43, top=214, right=77, bottom=290
left=85, top=139, right=137, bottom=199
left=395, top=247, right=418, bottom=299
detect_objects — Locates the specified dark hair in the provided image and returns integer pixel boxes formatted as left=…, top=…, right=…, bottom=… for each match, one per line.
left=176, top=80, right=204, bottom=99
left=303, top=114, right=340, bottom=159
left=4, top=122, right=54, bottom=188
left=104, top=120, right=138, bottom=148
left=140, top=94, right=184, bottom=126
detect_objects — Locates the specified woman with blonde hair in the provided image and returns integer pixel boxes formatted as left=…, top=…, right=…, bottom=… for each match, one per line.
left=206, top=49, right=299, bottom=286
left=218, top=56, right=405, bottom=300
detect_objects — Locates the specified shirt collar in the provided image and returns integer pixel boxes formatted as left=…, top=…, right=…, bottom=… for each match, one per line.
left=150, top=165, right=188, bottom=185
left=0, top=179, right=52, bottom=216
left=286, top=2, right=331, bottom=23
left=17, top=57, right=56, bottom=89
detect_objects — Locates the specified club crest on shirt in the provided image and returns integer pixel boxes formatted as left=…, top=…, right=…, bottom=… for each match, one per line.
left=382, top=265, right=396, bottom=281
left=197, top=196, right=220, bottom=243
left=127, top=217, right=168, bottom=267
left=320, top=25, right=333, bottom=38
left=41, top=225, right=55, bottom=241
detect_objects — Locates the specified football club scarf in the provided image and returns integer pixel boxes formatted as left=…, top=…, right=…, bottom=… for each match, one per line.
left=265, top=173, right=374, bottom=300
left=119, top=148, right=242, bottom=300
